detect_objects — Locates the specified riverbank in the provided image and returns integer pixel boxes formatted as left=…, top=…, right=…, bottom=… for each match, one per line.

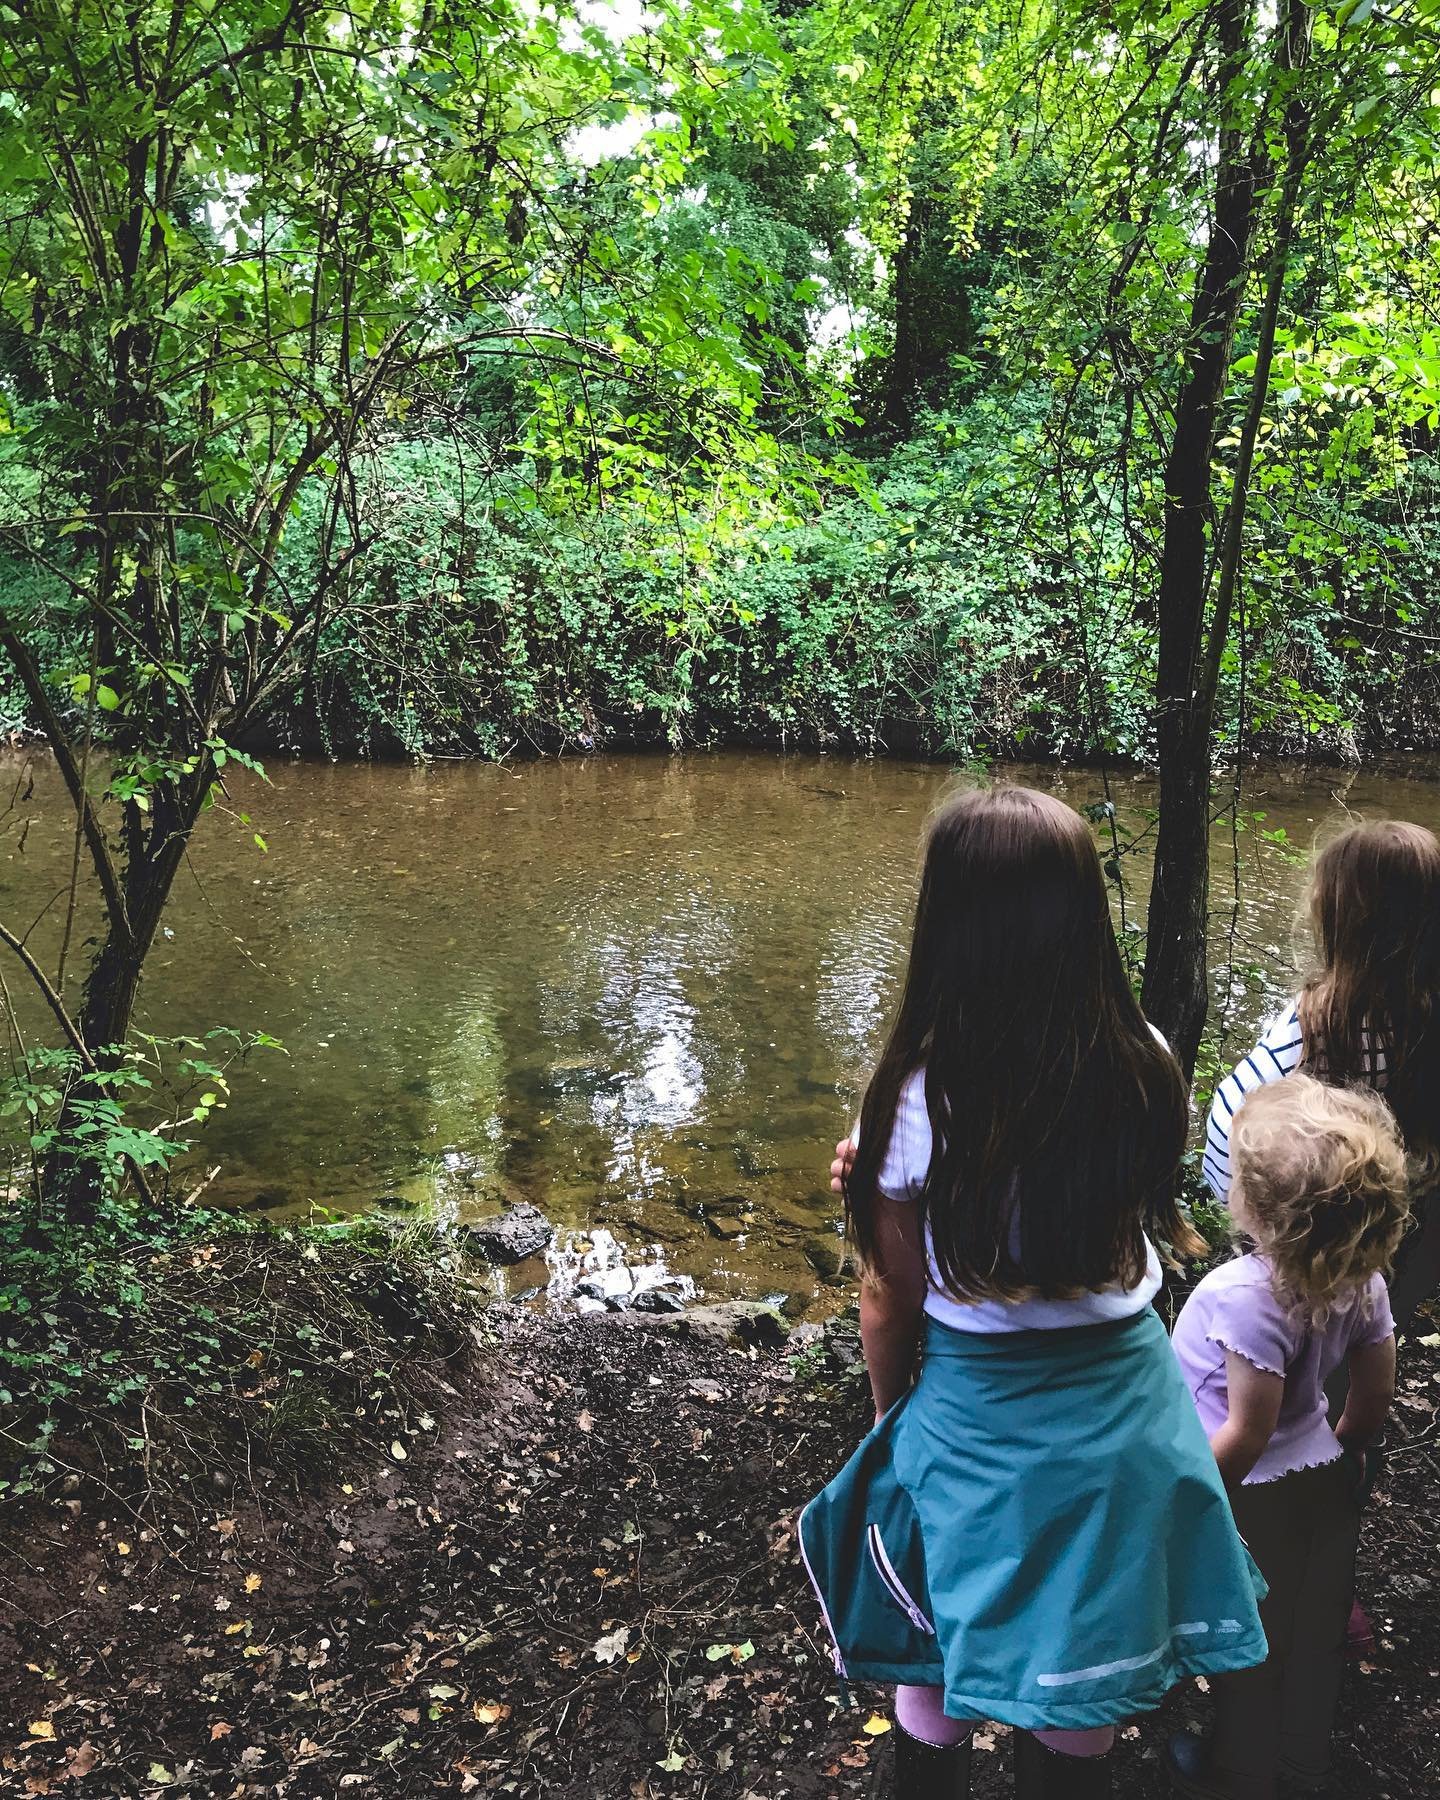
left=4, top=1259, right=1437, bottom=1800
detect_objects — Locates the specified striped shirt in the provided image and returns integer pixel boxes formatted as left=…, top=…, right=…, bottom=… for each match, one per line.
left=1203, top=999, right=1386, bottom=1203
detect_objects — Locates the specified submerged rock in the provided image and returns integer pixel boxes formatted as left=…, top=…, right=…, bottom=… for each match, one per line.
left=464, top=1203, right=553, bottom=1265
left=804, top=1234, right=856, bottom=1282
left=704, top=1213, right=748, bottom=1242
left=698, top=1195, right=755, bottom=1242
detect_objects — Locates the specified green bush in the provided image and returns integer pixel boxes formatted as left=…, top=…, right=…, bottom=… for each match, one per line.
left=244, top=406, right=1440, bottom=763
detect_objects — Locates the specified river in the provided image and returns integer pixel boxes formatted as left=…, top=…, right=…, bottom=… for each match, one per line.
left=2, top=750, right=1435, bottom=1309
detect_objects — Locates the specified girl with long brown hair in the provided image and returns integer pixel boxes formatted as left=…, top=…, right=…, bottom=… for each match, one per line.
left=1203, top=819, right=1440, bottom=1332
left=1200, top=818, right=1440, bottom=1676
left=799, top=787, right=1266, bottom=1800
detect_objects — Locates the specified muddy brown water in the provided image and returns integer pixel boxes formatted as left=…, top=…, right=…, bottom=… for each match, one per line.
left=3, top=750, right=1437, bottom=1310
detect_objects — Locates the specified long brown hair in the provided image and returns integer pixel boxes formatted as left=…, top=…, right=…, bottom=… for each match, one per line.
left=845, top=785, right=1197, bottom=1299
left=1300, top=819, right=1440, bottom=1157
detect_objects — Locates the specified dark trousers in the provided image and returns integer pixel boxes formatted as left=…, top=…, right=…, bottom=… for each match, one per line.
left=1326, top=1187, right=1440, bottom=1418
left=1209, top=1460, right=1359, bottom=1799
left=1388, top=1186, right=1440, bottom=1336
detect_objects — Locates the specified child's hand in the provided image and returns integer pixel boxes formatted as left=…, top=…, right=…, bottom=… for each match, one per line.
left=830, top=1135, right=856, bottom=1194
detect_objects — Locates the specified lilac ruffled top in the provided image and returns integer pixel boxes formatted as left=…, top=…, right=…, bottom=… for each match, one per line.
left=1172, top=1253, right=1394, bottom=1485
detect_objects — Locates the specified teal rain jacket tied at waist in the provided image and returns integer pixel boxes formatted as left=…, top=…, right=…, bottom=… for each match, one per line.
left=799, top=1308, right=1269, bottom=1730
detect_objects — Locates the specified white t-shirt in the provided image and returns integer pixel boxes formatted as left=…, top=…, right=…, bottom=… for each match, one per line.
left=872, top=1069, right=1162, bottom=1333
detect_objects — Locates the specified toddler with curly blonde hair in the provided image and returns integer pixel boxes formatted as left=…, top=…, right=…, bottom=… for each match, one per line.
left=1168, top=1074, right=1410, bottom=1800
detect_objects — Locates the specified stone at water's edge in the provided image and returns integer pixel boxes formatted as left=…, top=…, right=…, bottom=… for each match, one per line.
left=645, top=1298, right=790, bottom=1349
left=630, top=1287, right=686, bottom=1314
left=463, top=1203, right=554, bottom=1265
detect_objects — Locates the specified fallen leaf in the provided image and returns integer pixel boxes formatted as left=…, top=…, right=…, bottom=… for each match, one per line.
left=27, top=1722, right=55, bottom=1741
left=592, top=1626, right=630, bottom=1664
left=62, top=1741, right=99, bottom=1778
left=577, top=1410, right=595, bottom=1433
left=147, top=1765, right=174, bottom=1786
left=390, top=1440, right=407, bottom=1462
left=473, top=1701, right=511, bottom=1725
left=244, top=1573, right=262, bottom=1593
left=862, top=1715, right=891, bottom=1736
left=116, top=1542, right=131, bottom=1556
left=209, top=1722, right=232, bottom=1741
left=656, top=1750, right=686, bottom=1772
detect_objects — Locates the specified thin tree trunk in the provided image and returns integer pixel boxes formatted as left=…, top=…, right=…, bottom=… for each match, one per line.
left=1143, top=0, right=1314, bottom=1078
left=1141, top=0, right=1264, bottom=1074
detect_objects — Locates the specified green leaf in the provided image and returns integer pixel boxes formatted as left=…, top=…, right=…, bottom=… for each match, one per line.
left=95, top=683, right=120, bottom=712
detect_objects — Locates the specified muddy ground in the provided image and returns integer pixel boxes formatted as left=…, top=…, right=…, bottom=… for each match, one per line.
left=3, top=1303, right=1437, bottom=1799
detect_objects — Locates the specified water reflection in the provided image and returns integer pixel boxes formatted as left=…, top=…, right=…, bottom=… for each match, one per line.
left=1, top=750, right=1437, bottom=1304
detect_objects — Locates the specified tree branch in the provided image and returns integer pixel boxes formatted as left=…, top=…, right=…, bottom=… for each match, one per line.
left=0, top=612, right=132, bottom=944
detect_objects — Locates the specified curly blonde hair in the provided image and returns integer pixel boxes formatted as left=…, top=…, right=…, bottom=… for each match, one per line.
left=1230, top=1074, right=1411, bottom=1327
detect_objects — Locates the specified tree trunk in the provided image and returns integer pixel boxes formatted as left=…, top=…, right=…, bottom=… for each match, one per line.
left=1140, top=0, right=1261, bottom=1074
left=52, top=775, right=210, bottom=1217
left=1141, top=0, right=1314, bottom=1077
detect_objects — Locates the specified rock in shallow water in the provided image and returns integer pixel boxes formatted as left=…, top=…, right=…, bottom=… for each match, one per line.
left=630, top=1287, right=686, bottom=1315
left=704, top=1214, right=748, bottom=1242
left=463, top=1203, right=553, bottom=1265
left=576, top=1266, right=633, bottom=1302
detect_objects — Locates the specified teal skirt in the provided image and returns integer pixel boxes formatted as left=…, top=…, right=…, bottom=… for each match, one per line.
left=799, top=1308, right=1268, bottom=1729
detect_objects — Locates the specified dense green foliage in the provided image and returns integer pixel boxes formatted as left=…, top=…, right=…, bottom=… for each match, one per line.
left=3, top=1, right=1440, bottom=776
left=0, top=0, right=1437, bottom=1179
left=248, top=404, right=1440, bottom=762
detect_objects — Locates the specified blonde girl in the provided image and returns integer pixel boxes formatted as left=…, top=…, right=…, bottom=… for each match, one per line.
left=1169, top=1075, right=1407, bottom=1799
